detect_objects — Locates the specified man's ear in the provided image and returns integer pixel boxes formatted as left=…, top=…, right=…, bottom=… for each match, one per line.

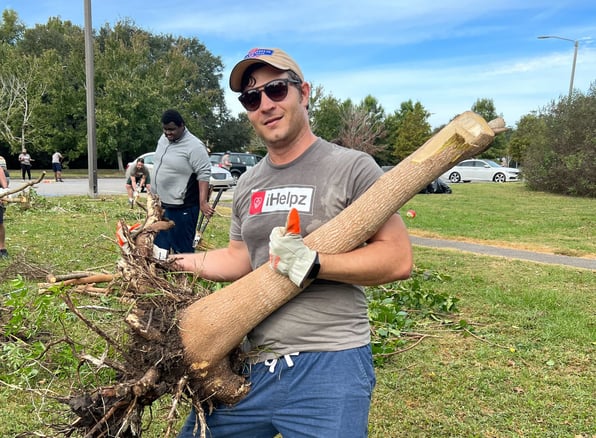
left=300, top=81, right=311, bottom=109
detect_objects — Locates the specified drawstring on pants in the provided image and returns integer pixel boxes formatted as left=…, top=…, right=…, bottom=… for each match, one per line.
left=263, top=353, right=300, bottom=373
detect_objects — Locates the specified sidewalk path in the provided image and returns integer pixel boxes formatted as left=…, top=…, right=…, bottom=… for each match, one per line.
left=411, top=236, right=596, bottom=271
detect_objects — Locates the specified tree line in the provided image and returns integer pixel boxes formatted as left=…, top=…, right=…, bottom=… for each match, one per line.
left=0, top=9, right=253, bottom=171
left=1, top=9, right=593, bottom=196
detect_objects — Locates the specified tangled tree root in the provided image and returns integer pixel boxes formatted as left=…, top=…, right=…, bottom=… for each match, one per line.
left=53, top=193, right=247, bottom=438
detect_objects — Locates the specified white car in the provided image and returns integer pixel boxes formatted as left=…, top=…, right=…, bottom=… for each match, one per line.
left=441, top=159, right=520, bottom=183
left=127, top=152, right=235, bottom=190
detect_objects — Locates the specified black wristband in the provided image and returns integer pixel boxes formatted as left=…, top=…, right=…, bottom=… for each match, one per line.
left=307, top=252, right=320, bottom=279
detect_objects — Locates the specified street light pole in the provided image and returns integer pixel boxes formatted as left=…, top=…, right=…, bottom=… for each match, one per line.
left=538, top=35, right=579, bottom=98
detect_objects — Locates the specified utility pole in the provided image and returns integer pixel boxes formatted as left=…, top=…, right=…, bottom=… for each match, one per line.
left=84, top=0, right=98, bottom=197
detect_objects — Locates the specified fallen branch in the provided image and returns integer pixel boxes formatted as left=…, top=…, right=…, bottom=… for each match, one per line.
left=0, top=171, right=45, bottom=198
left=47, top=272, right=100, bottom=283
left=374, top=334, right=432, bottom=358
left=38, top=273, right=117, bottom=290
left=62, top=273, right=116, bottom=286
left=62, top=293, right=126, bottom=356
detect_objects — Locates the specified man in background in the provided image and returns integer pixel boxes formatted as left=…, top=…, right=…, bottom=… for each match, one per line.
left=52, top=151, right=64, bottom=182
left=0, top=155, right=10, bottom=186
left=152, top=109, right=213, bottom=254
left=125, top=157, right=151, bottom=207
left=0, top=166, right=9, bottom=258
left=18, top=149, right=33, bottom=181
left=220, top=151, right=232, bottom=170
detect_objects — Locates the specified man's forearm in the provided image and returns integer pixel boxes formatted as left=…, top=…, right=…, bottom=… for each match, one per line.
left=198, top=180, right=210, bottom=205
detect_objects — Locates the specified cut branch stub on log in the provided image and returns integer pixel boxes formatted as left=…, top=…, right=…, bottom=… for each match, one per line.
left=180, top=111, right=504, bottom=405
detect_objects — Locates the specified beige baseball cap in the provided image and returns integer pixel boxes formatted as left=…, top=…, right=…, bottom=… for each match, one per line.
left=229, top=48, right=304, bottom=92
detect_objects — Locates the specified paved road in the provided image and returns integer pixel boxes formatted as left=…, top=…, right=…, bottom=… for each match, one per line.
left=31, top=177, right=235, bottom=201
left=33, top=177, right=126, bottom=197
left=26, top=178, right=595, bottom=271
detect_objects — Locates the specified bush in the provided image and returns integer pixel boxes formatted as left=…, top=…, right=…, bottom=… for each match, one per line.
left=515, top=82, right=596, bottom=197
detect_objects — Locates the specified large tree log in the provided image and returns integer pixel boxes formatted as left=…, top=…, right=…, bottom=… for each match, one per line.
left=180, top=111, right=505, bottom=404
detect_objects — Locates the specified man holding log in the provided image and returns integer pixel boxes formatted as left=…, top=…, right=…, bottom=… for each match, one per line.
left=175, top=48, right=413, bottom=437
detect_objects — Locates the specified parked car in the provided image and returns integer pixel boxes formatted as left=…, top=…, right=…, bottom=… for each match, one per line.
left=209, top=152, right=262, bottom=182
left=126, top=152, right=156, bottom=169
left=127, top=152, right=235, bottom=190
left=440, top=159, right=520, bottom=183
left=419, top=177, right=452, bottom=194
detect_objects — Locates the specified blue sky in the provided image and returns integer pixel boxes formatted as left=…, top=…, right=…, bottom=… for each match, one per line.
left=4, top=0, right=596, bottom=129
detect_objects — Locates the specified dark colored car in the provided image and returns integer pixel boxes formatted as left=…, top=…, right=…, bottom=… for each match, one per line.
left=419, top=177, right=452, bottom=194
left=382, top=165, right=451, bottom=194
left=210, top=152, right=262, bottom=182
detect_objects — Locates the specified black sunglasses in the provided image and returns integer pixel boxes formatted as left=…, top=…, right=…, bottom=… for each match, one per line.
left=238, top=78, right=301, bottom=111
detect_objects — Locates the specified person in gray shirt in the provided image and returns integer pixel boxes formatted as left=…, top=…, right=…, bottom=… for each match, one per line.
left=152, top=109, right=213, bottom=253
left=175, top=49, right=413, bottom=437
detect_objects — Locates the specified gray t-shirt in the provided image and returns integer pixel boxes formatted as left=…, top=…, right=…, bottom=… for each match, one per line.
left=152, top=128, right=211, bottom=208
left=231, top=138, right=382, bottom=360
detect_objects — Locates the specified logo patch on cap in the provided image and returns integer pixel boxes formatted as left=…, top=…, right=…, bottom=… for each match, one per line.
left=245, top=48, right=274, bottom=59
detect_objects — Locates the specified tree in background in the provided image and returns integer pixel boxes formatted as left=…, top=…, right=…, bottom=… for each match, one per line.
left=310, top=89, right=344, bottom=143
left=94, top=22, right=227, bottom=169
left=471, top=98, right=508, bottom=161
left=335, top=95, right=386, bottom=156
left=0, top=42, right=61, bottom=155
left=211, top=113, right=253, bottom=154
left=519, top=84, right=595, bottom=197
left=19, top=18, right=89, bottom=167
left=0, top=11, right=228, bottom=169
left=309, top=90, right=432, bottom=166
left=386, top=100, right=432, bottom=162
left=0, top=9, right=24, bottom=45
left=508, top=113, right=544, bottom=168
left=310, top=91, right=388, bottom=157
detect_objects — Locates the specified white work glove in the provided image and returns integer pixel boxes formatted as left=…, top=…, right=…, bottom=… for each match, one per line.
left=0, top=188, right=9, bottom=200
left=269, top=208, right=317, bottom=288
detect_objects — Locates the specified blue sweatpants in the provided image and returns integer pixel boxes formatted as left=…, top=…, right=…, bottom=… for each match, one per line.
left=178, top=345, right=376, bottom=438
left=154, top=205, right=199, bottom=254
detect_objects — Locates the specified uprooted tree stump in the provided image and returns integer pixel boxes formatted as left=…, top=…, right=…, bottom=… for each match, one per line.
left=56, top=192, right=245, bottom=438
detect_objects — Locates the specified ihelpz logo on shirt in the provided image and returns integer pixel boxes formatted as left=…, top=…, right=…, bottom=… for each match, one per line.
left=249, top=186, right=314, bottom=215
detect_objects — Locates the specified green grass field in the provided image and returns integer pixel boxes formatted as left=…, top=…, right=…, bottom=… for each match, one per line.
left=0, top=182, right=594, bottom=437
